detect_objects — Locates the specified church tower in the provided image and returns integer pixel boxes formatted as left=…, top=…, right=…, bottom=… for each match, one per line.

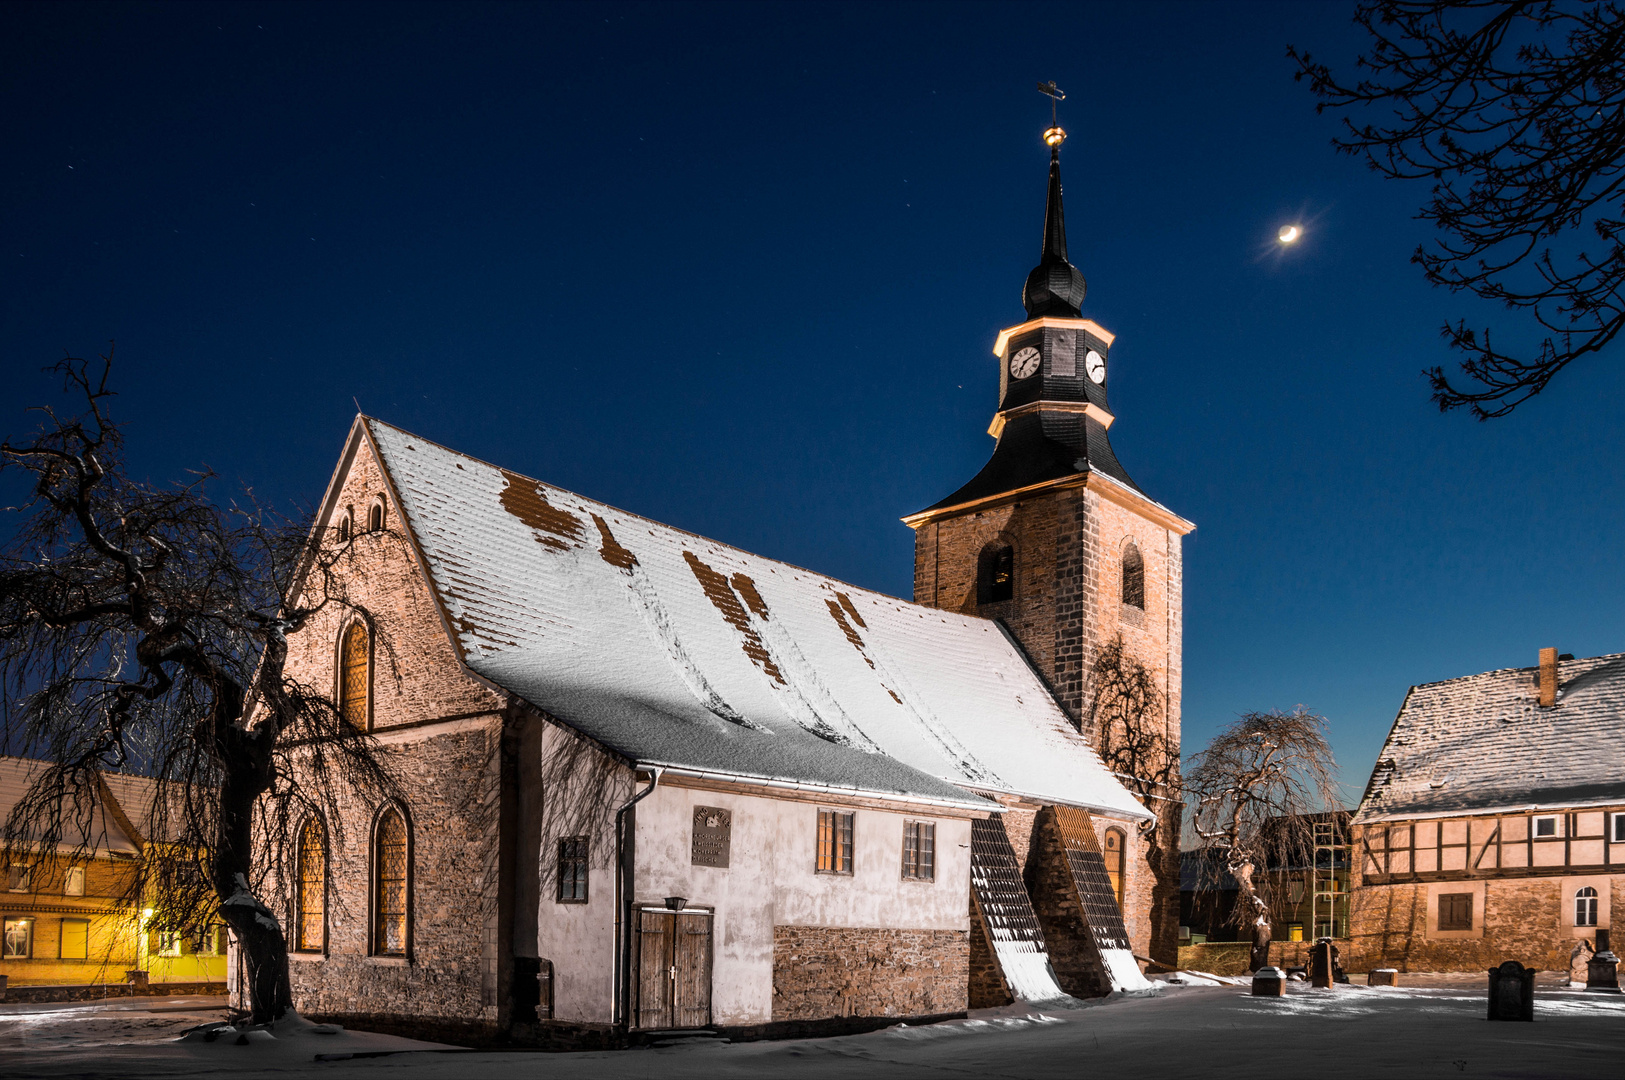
left=903, top=119, right=1193, bottom=964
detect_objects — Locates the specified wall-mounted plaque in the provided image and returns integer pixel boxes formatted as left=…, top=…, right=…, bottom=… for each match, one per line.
left=691, top=806, right=732, bottom=868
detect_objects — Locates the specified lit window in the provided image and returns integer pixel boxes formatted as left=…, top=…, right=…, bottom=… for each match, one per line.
left=63, top=866, right=84, bottom=897
left=976, top=545, right=1014, bottom=605
left=816, top=810, right=854, bottom=875
left=1576, top=886, right=1599, bottom=928
left=1438, top=892, right=1473, bottom=931
left=155, top=930, right=182, bottom=957
left=3, top=918, right=32, bottom=958
left=59, top=918, right=88, bottom=960
left=1121, top=544, right=1145, bottom=610
left=1534, top=816, right=1558, bottom=838
left=1104, top=828, right=1127, bottom=907
left=556, top=837, right=589, bottom=903
left=340, top=622, right=370, bottom=729
left=373, top=808, right=409, bottom=955
left=902, top=821, right=935, bottom=881
left=296, top=818, right=326, bottom=952
left=7, top=864, right=31, bottom=892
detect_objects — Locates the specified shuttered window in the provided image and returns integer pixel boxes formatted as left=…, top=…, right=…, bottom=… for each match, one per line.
left=1438, top=892, right=1473, bottom=931
left=296, top=818, right=326, bottom=952
left=902, top=821, right=935, bottom=881
left=557, top=837, right=589, bottom=902
left=340, top=623, right=369, bottom=729
left=816, top=810, right=854, bottom=875
left=59, top=918, right=88, bottom=960
left=374, top=809, right=409, bottom=955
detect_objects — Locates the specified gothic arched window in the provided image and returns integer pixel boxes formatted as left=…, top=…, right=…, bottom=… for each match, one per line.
left=373, top=807, right=410, bottom=956
left=367, top=498, right=385, bottom=533
left=977, top=544, right=1015, bottom=605
left=295, top=817, right=326, bottom=953
left=337, top=509, right=353, bottom=542
left=1104, top=828, right=1127, bottom=908
left=1576, top=886, right=1599, bottom=927
left=340, top=622, right=370, bottom=730
left=1121, top=544, right=1145, bottom=610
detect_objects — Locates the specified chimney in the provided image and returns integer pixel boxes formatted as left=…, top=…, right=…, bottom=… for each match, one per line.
left=1538, top=647, right=1559, bottom=707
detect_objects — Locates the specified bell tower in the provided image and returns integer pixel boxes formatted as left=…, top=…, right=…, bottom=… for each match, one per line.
left=902, top=114, right=1194, bottom=963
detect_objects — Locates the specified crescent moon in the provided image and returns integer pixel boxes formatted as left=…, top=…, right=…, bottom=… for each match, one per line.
left=1279, top=225, right=1301, bottom=244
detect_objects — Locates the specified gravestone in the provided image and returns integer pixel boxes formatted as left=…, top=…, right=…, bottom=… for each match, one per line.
left=1309, top=939, right=1334, bottom=988
left=1586, top=950, right=1620, bottom=993
left=1252, top=966, right=1285, bottom=997
left=1367, top=968, right=1398, bottom=987
left=1486, top=960, right=1534, bottom=1021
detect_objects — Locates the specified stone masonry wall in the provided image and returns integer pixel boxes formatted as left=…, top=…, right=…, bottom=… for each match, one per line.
left=966, top=901, right=1012, bottom=1008
left=272, top=435, right=512, bottom=1029
left=914, top=483, right=1183, bottom=966
left=1346, top=875, right=1625, bottom=973
left=772, top=926, right=968, bottom=1022
left=1023, top=808, right=1111, bottom=999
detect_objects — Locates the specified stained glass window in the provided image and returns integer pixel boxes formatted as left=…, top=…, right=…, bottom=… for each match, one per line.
left=374, top=808, right=408, bottom=955
left=297, top=818, right=326, bottom=952
left=341, top=623, right=369, bottom=729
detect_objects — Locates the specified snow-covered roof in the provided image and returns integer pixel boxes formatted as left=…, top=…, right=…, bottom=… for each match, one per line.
left=98, top=772, right=191, bottom=844
left=0, top=757, right=141, bottom=856
left=1355, top=652, right=1625, bottom=821
left=357, top=418, right=1151, bottom=821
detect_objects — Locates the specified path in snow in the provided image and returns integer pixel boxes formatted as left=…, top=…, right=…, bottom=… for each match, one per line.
left=2, top=980, right=1622, bottom=1079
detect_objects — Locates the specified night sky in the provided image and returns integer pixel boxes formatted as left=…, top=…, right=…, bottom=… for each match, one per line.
left=6, top=2, right=1624, bottom=803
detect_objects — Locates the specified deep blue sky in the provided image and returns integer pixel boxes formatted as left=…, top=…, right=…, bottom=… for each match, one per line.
left=5, top=2, right=1623, bottom=804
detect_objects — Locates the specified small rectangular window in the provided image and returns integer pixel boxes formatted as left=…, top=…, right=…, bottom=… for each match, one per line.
left=816, top=810, right=854, bottom=875
left=155, top=930, right=182, bottom=957
left=64, top=866, right=85, bottom=897
left=1438, top=892, right=1474, bottom=931
left=3, top=917, right=32, bottom=958
left=556, top=837, right=589, bottom=902
left=59, top=918, right=89, bottom=960
left=7, top=864, right=31, bottom=892
left=1533, top=815, right=1558, bottom=838
left=1613, top=813, right=1625, bottom=844
left=901, top=821, right=936, bottom=881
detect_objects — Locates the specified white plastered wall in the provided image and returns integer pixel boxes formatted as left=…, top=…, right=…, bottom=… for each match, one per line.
left=632, top=781, right=973, bottom=1027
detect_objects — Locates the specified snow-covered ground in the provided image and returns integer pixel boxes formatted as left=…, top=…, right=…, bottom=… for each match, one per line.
left=3, top=978, right=1622, bottom=1079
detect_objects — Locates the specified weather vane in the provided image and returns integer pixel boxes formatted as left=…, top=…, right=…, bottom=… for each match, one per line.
left=1037, top=81, right=1066, bottom=148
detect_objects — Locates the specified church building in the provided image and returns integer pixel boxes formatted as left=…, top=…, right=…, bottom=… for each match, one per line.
left=252, top=120, right=1192, bottom=1044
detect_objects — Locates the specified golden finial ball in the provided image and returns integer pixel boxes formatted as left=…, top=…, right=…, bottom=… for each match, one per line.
left=1043, top=126, right=1067, bottom=148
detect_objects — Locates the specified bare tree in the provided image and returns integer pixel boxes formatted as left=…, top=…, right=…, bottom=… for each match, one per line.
left=1185, top=708, right=1340, bottom=972
left=1291, top=1, right=1625, bottom=418
left=1086, top=634, right=1182, bottom=966
left=0, top=353, right=400, bottom=1023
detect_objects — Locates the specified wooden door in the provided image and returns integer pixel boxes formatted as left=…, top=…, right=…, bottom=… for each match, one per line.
left=633, top=908, right=713, bottom=1030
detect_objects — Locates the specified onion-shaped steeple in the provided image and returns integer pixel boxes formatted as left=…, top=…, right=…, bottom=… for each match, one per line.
left=1021, top=130, right=1087, bottom=318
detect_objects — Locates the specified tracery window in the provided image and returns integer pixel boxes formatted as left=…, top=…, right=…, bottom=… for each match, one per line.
left=373, top=808, right=409, bottom=956
left=1121, top=544, right=1145, bottom=610
left=340, top=622, right=370, bottom=729
left=977, top=544, right=1015, bottom=605
left=296, top=817, right=327, bottom=952
left=1104, top=828, right=1126, bottom=907
left=1576, top=886, right=1599, bottom=927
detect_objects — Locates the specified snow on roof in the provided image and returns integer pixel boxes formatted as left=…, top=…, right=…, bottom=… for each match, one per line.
left=1356, top=652, right=1625, bottom=821
left=362, top=418, right=1150, bottom=820
left=98, top=772, right=191, bottom=844
left=0, top=757, right=141, bottom=856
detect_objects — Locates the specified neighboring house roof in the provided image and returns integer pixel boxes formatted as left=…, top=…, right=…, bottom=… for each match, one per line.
left=0, top=757, right=140, bottom=856
left=352, top=418, right=1151, bottom=821
left=98, top=772, right=191, bottom=845
left=1355, top=652, right=1625, bottom=821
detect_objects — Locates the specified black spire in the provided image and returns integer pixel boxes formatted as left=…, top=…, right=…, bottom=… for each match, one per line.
left=1021, top=139, right=1087, bottom=318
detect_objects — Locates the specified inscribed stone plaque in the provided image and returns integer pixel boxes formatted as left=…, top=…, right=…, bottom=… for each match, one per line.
left=691, top=806, right=732, bottom=868
left=1050, top=330, right=1077, bottom=376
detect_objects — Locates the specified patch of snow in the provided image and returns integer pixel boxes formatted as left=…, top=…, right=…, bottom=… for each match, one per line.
left=1099, top=947, right=1153, bottom=992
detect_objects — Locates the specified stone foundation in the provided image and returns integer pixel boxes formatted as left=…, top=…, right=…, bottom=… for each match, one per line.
left=772, top=926, right=968, bottom=1022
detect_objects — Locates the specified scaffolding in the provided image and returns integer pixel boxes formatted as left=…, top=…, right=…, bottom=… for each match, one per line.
left=1312, top=819, right=1347, bottom=939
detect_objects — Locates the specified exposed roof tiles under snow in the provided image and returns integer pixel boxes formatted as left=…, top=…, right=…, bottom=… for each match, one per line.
left=357, top=418, right=1151, bottom=821
left=0, top=757, right=141, bottom=856
left=1355, top=652, right=1625, bottom=821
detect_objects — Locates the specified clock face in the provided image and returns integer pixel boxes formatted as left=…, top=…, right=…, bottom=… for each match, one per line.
left=1009, top=346, right=1041, bottom=380
left=1084, top=349, right=1106, bottom=384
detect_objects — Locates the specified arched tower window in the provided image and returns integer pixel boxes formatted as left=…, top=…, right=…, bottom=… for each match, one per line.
left=1121, top=544, right=1145, bottom=610
left=295, top=817, right=326, bottom=953
left=1576, top=886, right=1599, bottom=927
left=373, top=807, right=410, bottom=956
left=337, top=508, right=353, bottom=542
left=367, top=498, right=385, bottom=532
left=977, top=544, right=1015, bottom=605
left=1104, top=828, right=1127, bottom=908
left=340, top=622, right=370, bottom=729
